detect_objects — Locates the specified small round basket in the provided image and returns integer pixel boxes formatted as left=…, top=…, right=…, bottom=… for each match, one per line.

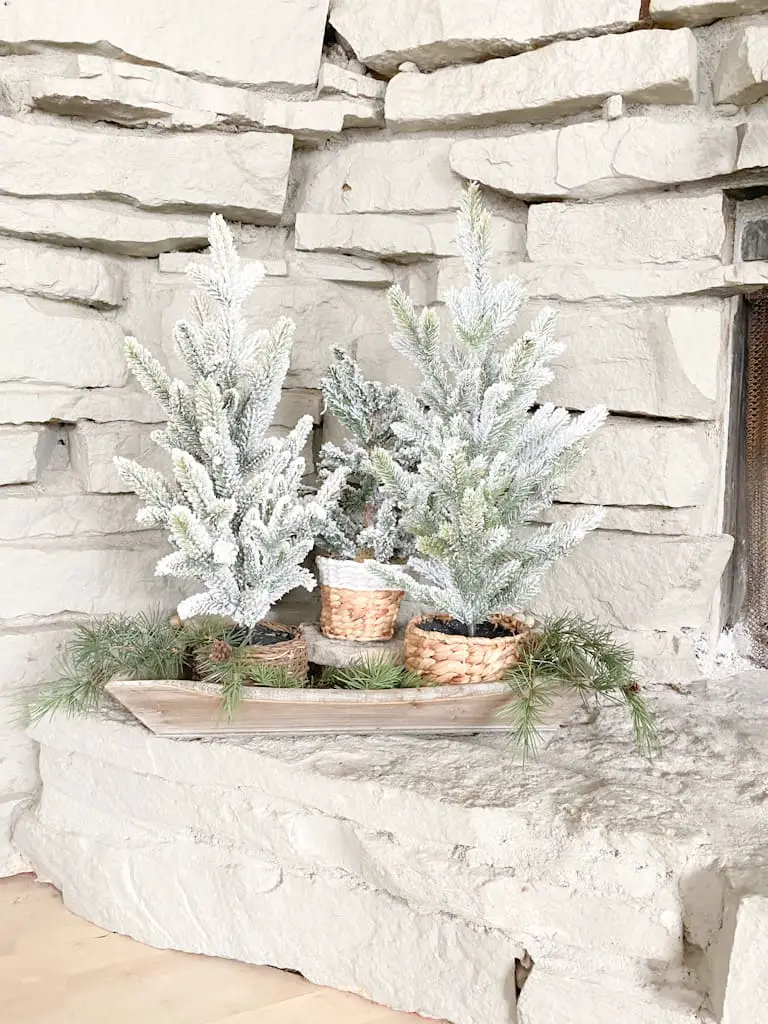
left=404, top=613, right=531, bottom=685
left=196, top=621, right=308, bottom=683
left=317, top=556, right=404, bottom=642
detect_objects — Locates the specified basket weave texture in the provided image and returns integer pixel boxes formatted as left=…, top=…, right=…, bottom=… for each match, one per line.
left=404, top=613, right=530, bottom=685
left=197, top=622, right=308, bottom=683
left=316, top=556, right=404, bottom=642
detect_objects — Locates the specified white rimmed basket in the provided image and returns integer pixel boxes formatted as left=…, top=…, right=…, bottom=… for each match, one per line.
left=316, top=555, right=405, bottom=642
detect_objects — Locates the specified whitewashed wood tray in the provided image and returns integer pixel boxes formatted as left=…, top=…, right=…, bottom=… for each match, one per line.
left=106, top=677, right=581, bottom=737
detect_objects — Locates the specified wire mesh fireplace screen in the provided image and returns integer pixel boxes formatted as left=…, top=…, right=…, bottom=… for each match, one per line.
left=745, top=292, right=768, bottom=665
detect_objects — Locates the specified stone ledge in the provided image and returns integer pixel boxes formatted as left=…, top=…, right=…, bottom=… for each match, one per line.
left=15, top=673, right=768, bottom=1023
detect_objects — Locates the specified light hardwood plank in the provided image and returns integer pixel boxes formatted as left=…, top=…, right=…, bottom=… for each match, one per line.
left=0, top=874, right=428, bottom=1024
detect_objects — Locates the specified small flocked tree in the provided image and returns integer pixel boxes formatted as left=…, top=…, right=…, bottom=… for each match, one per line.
left=317, top=346, right=415, bottom=564
left=114, top=215, right=343, bottom=639
left=372, top=184, right=608, bottom=635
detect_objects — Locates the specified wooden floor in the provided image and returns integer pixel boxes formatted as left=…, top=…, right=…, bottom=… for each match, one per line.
left=0, top=874, right=428, bottom=1023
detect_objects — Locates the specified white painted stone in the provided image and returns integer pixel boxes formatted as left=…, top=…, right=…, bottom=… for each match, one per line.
left=651, top=0, right=768, bottom=25
left=723, top=896, right=768, bottom=1024
left=736, top=118, right=768, bottom=172
left=289, top=252, right=394, bottom=286
left=0, top=541, right=183, bottom=619
left=537, top=301, right=724, bottom=420
left=560, top=420, right=717, bottom=507
left=16, top=672, right=768, bottom=1014
left=385, top=30, right=698, bottom=130
left=31, top=58, right=383, bottom=139
left=0, top=116, right=293, bottom=224
left=533, top=531, right=733, bottom=630
left=0, top=493, right=145, bottom=540
left=69, top=422, right=166, bottom=495
left=330, top=0, right=640, bottom=74
left=158, top=251, right=288, bottom=278
left=449, top=119, right=739, bottom=200
left=0, top=195, right=210, bottom=257
left=713, top=26, right=768, bottom=104
left=527, top=195, right=726, bottom=265
left=0, top=0, right=330, bottom=90
left=538, top=502, right=713, bottom=538
left=295, top=212, right=526, bottom=259
left=295, top=138, right=462, bottom=214
left=603, top=94, right=623, bottom=119
left=1, top=294, right=127, bottom=389
left=0, top=798, right=28, bottom=877
left=0, top=239, right=125, bottom=307
left=0, top=427, right=41, bottom=485
left=317, top=61, right=386, bottom=100
left=0, top=385, right=161, bottom=427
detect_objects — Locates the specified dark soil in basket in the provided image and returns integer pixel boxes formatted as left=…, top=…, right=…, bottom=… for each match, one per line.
left=418, top=617, right=518, bottom=640
left=227, top=623, right=295, bottom=647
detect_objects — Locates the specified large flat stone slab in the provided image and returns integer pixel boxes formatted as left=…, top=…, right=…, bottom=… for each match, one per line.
left=0, top=427, right=42, bottom=485
left=15, top=672, right=768, bottom=1021
left=330, top=0, right=640, bottom=74
left=0, top=116, right=293, bottom=223
left=0, top=0, right=330, bottom=89
left=1, top=293, right=127, bottom=389
left=714, top=25, right=768, bottom=104
left=0, top=239, right=124, bottom=307
left=385, top=30, right=698, bottom=129
left=527, top=195, right=726, bottom=265
left=651, top=0, right=768, bottom=24
left=450, top=119, right=739, bottom=201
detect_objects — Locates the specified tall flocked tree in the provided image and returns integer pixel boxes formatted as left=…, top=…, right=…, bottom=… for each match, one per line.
left=317, top=346, right=415, bottom=563
left=372, top=184, right=608, bottom=635
left=114, top=215, right=343, bottom=638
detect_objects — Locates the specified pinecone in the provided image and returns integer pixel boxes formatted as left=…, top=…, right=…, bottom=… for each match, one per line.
left=209, top=638, right=233, bottom=663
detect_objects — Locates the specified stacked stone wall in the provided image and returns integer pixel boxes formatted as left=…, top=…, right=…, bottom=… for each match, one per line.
left=2, top=1, right=768, bottom=873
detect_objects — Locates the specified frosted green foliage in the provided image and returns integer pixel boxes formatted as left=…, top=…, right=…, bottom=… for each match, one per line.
left=372, top=184, right=607, bottom=633
left=317, top=346, right=416, bottom=562
left=115, top=214, right=344, bottom=630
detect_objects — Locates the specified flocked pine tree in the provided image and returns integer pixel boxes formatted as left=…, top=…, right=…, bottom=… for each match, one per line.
left=114, top=214, right=344, bottom=640
left=372, top=184, right=608, bottom=636
left=317, top=346, right=415, bottom=563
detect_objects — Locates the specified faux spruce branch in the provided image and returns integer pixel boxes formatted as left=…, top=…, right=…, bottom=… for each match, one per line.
left=114, top=214, right=344, bottom=632
left=372, top=183, right=608, bottom=632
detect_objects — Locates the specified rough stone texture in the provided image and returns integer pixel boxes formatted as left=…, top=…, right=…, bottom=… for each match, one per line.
left=0, top=116, right=293, bottom=224
left=0, top=427, right=41, bottom=485
left=651, top=0, right=768, bottom=25
left=289, top=252, right=394, bottom=286
left=714, top=26, right=768, bottom=104
left=317, top=61, right=386, bottom=101
left=385, top=30, right=698, bottom=130
left=30, top=56, right=382, bottom=140
left=0, top=541, right=183, bottom=619
left=538, top=503, right=714, bottom=537
left=0, top=239, right=125, bottom=307
left=0, top=798, right=28, bottom=876
left=69, top=422, right=166, bottom=494
left=533, top=531, right=733, bottom=631
left=735, top=118, right=768, bottom=173
left=15, top=674, right=768, bottom=1021
left=330, top=0, right=641, bottom=74
left=537, top=301, right=724, bottom=420
left=449, top=119, right=739, bottom=200
left=527, top=195, right=726, bottom=265
left=722, top=897, right=768, bottom=1024
left=0, top=492, right=145, bottom=541
left=2, top=293, right=127, bottom=389
left=0, top=385, right=161, bottom=427
left=560, top=419, right=717, bottom=507
left=0, top=0, right=330, bottom=90
left=295, top=212, right=526, bottom=259
left=0, top=195, right=211, bottom=257
left=295, top=138, right=463, bottom=214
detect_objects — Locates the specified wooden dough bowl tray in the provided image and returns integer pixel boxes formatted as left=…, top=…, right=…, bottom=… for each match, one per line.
left=106, top=677, right=581, bottom=737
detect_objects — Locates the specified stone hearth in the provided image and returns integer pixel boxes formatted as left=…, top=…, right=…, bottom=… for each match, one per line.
left=13, top=674, right=768, bottom=1024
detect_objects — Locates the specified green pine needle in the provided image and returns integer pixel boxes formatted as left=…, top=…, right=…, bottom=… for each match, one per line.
left=501, top=614, right=660, bottom=760
left=320, top=656, right=423, bottom=690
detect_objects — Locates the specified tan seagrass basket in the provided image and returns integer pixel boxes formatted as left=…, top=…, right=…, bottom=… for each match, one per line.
left=196, top=622, right=308, bottom=683
left=404, top=613, right=531, bottom=685
left=316, top=556, right=404, bottom=642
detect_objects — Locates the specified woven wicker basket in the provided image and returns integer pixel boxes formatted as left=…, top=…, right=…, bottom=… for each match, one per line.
left=316, top=556, right=404, bottom=642
left=404, top=613, right=530, bottom=685
left=197, top=622, right=308, bottom=683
